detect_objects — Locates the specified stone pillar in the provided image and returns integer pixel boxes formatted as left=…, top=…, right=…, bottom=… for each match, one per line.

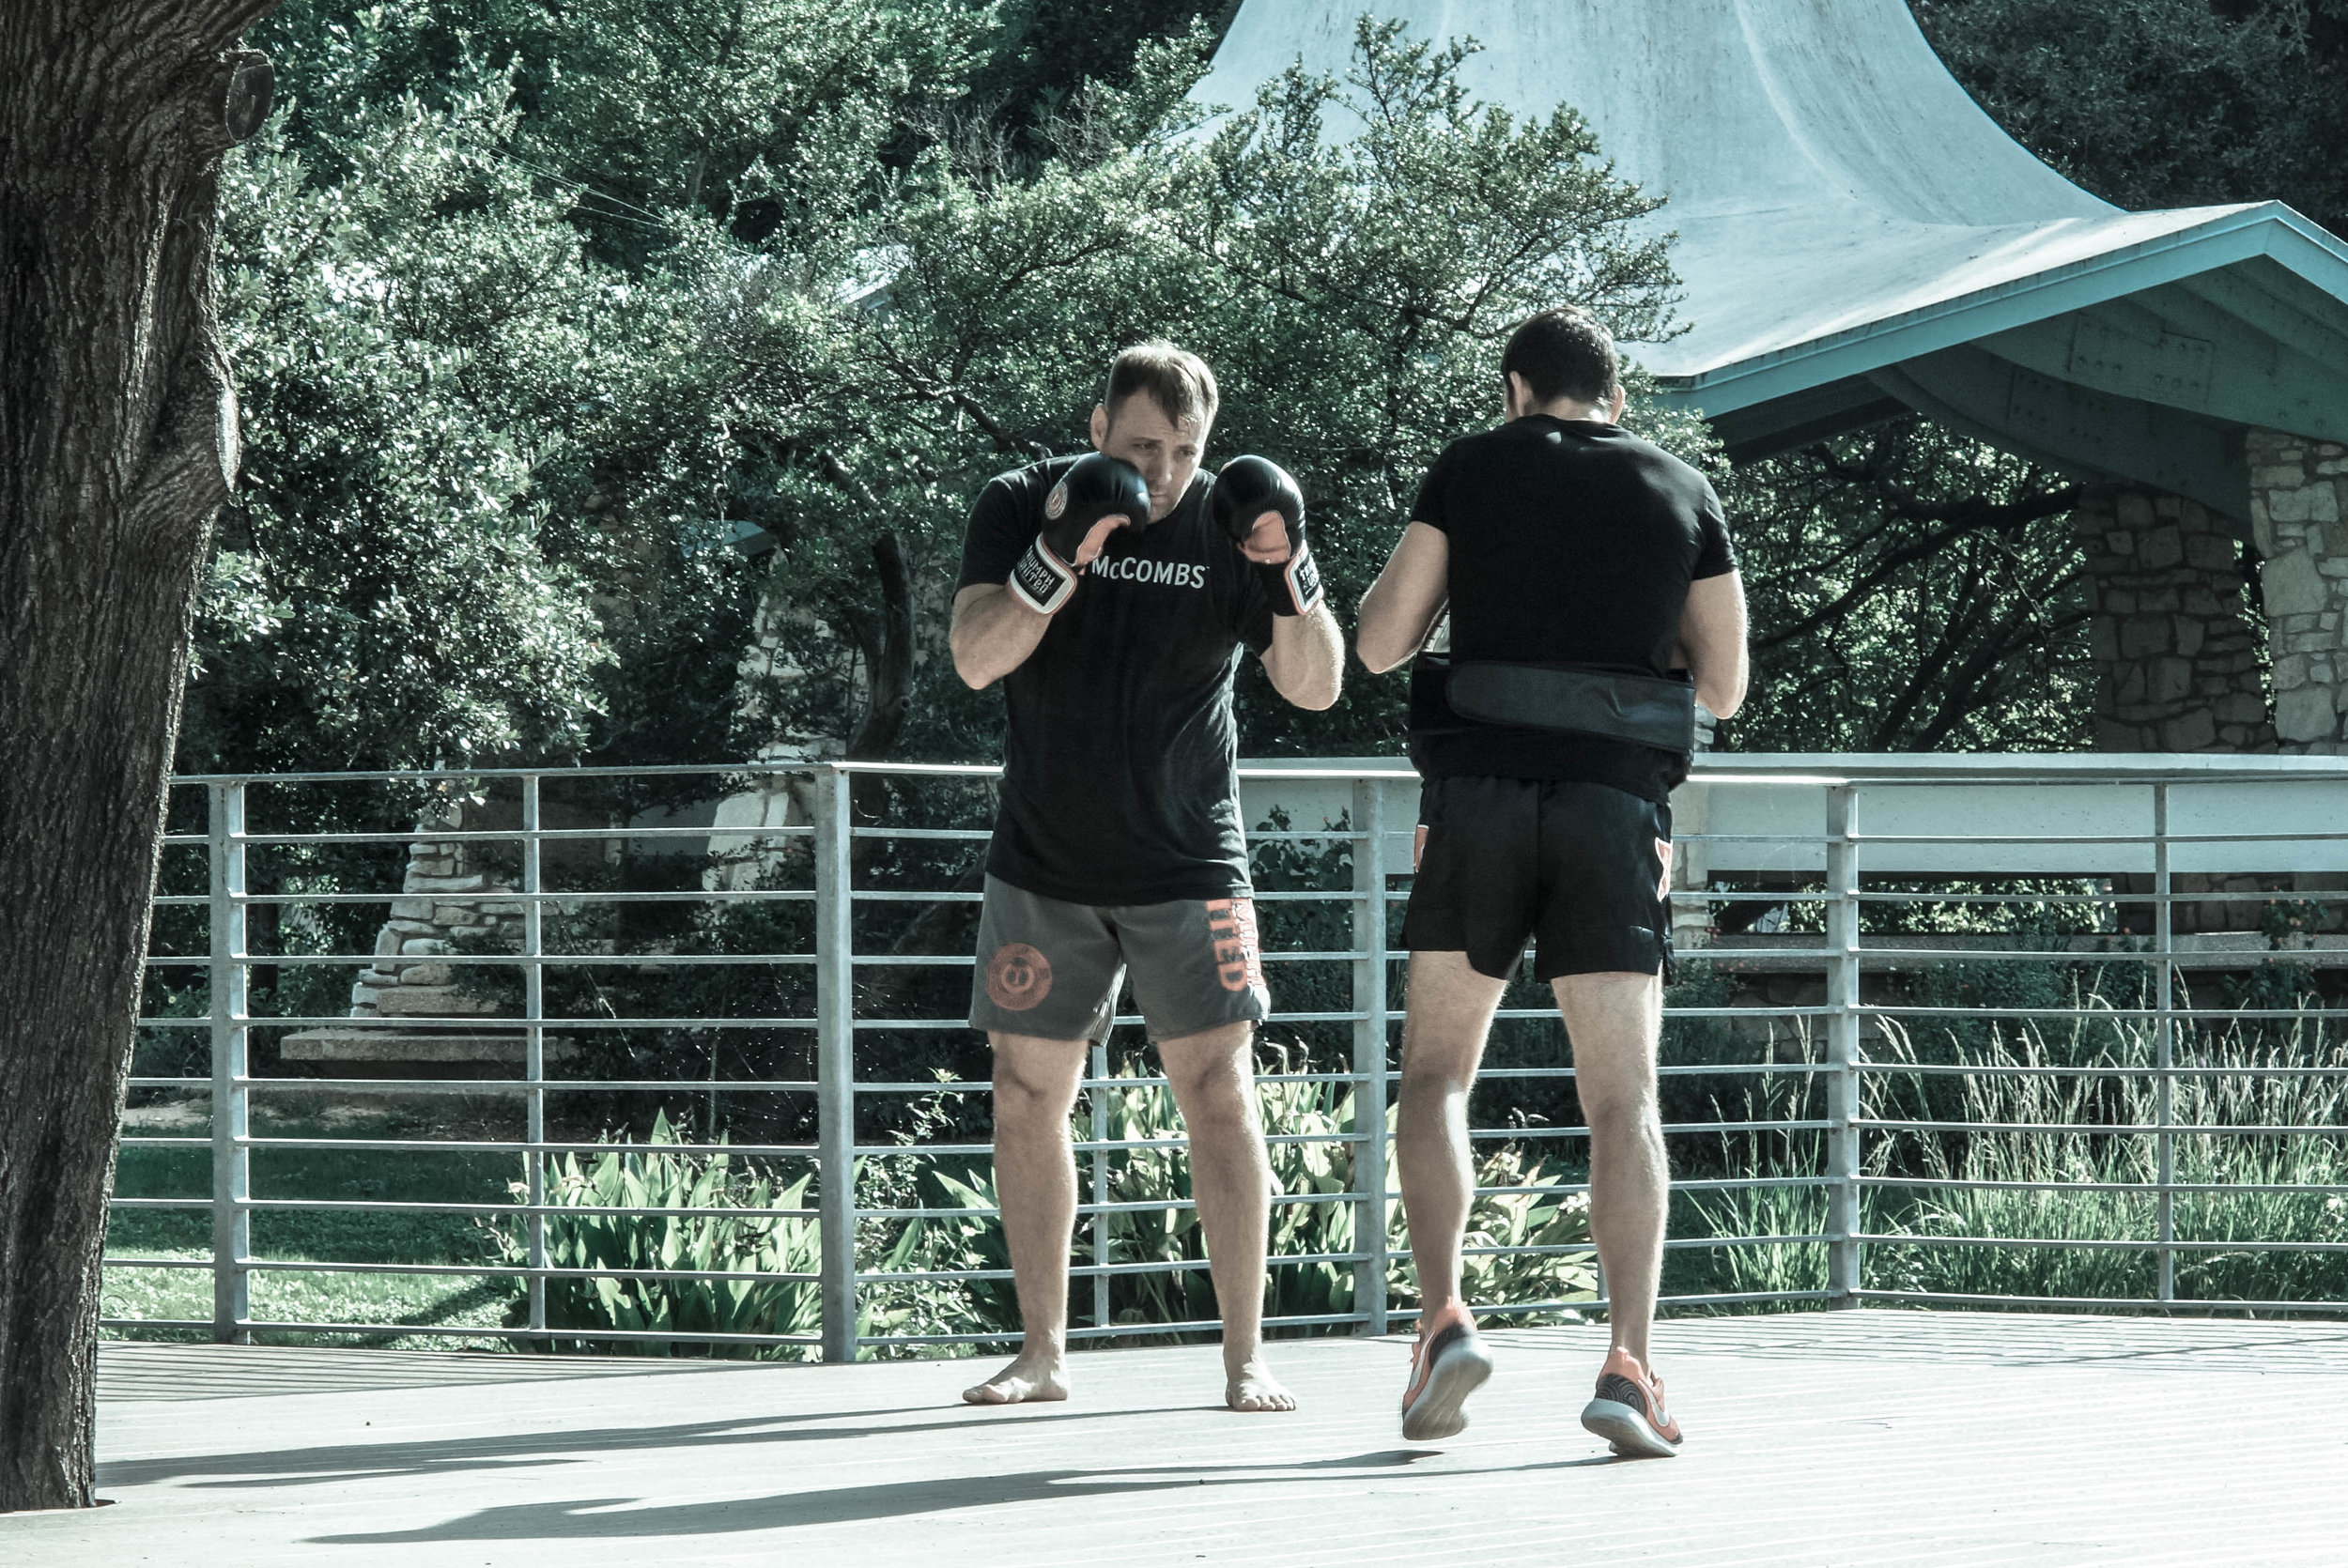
left=349, top=798, right=525, bottom=1019
left=2075, top=489, right=2275, bottom=753
left=2248, top=429, right=2348, bottom=755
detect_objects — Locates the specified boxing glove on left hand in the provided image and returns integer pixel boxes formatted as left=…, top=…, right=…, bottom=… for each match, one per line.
left=1213, top=454, right=1321, bottom=615
left=1008, top=453, right=1152, bottom=615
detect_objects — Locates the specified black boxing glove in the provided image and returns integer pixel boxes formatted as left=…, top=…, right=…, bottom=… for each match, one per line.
left=1008, top=452, right=1152, bottom=615
left=1213, top=454, right=1320, bottom=615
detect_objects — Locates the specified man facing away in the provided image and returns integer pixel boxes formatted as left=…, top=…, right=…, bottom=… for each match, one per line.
left=949, top=342, right=1346, bottom=1411
left=1355, top=307, right=1748, bottom=1453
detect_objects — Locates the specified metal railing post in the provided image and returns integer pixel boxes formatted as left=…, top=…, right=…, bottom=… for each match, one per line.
left=814, top=767, right=858, bottom=1361
left=2154, top=782, right=2175, bottom=1302
left=1351, top=777, right=1391, bottom=1335
left=523, top=775, right=548, bottom=1337
left=208, top=781, right=251, bottom=1344
left=1824, top=783, right=1861, bottom=1308
left=1090, top=1040, right=1111, bottom=1330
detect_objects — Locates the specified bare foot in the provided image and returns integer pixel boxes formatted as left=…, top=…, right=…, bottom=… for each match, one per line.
left=1226, top=1357, right=1297, bottom=1412
left=963, top=1352, right=1070, bottom=1406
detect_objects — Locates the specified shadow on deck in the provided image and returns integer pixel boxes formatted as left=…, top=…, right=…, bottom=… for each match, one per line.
left=17, top=1312, right=2348, bottom=1566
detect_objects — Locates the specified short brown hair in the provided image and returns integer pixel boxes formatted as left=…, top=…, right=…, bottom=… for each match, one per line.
left=1501, top=307, right=1620, bottom=407
left=1102, top=342, right=1218, bottom=430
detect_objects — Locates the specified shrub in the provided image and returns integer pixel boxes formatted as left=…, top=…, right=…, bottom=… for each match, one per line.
left=487, top=1112, right=822, bottom=1357
left=859, top=1068, right=1596, bottom=1347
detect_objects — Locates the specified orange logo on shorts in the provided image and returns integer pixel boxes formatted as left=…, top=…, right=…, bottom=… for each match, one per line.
left=1204, top=898, right=1267, bottom=996
left=986, top=943, right=1053, bottom=1011
left=1655, top=838, right=1675, bottom=903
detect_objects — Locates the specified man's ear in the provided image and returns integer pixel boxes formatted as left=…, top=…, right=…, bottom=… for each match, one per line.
left=1605, top=383, right=1628, bottom=423
left=1503, top=371, right=1528, bottom=420
left=1089, top=403, right=1110, bottom=451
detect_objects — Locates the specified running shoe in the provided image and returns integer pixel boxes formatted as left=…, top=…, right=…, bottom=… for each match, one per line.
left=1399, top=1304, right=1493, bottom=1442
left=1580, top=1346, right=1682, bottom=1457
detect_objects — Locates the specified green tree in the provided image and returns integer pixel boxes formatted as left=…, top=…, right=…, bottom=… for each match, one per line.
left=1912, top=0, right=2348, bottom=237
left=729, top=19, right=1694, bottom=767
left=1719, top=423, right=2086, bottom=753
left=190, top=78, right=617, bottom=774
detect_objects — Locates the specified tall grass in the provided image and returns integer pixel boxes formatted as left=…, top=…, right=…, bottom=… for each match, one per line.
left=1688, top=987, right=2348, bottom=1311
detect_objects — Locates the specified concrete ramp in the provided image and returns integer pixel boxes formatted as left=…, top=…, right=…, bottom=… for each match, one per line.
left=1193, top=1, right=2348, bottom=517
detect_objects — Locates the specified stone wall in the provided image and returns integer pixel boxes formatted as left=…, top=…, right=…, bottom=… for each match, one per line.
left=2073, top=481, right=2297, bottom=935
left=2248, top=429, right=2348, bottom=755
left=2074, top=489, right=2275, bottom=753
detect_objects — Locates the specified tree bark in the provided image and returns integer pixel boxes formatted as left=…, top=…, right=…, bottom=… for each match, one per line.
left=844, top=530, right=914, bottom=764
left=1, top=0, right=276, bottom=1512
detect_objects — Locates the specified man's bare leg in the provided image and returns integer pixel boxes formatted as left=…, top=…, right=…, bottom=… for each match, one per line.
left=1394, top=952, right=1508, bottom=1314
left=1554, top=971, right=1666, bottom=1363
left=1158, top=1022, right=1295, bottom=1411
left=964, top=1031, right=1088, bottom=1405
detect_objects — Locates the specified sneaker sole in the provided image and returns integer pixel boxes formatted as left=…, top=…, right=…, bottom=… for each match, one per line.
left=1580, top=1397, right=1680, bottom=1458
left=1400, top=1337, right=1493, bottom=1442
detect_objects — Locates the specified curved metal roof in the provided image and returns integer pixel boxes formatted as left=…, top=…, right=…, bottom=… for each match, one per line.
left=1193, top=0, right=2348, bottom=519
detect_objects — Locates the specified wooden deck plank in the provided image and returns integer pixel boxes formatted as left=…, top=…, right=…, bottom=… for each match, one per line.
left=8, top=1312, right=2343, bottom=1566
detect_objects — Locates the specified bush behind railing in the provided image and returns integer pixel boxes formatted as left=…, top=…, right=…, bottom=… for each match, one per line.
left=485, top=1112, right=824, bottom=1355
left=493, top=1075, right=1599, bottom=1359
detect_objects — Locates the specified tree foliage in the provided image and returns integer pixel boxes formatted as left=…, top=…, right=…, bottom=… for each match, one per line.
left=1912, top=0, right=2348, bottom=237
left=193, top=79, right=617, bottom=771
left=723, top=18, right=1696, bottom=763
left=193, top=2, right=2345, bottom=776
left=1720, top=423, right=2085, bottom=752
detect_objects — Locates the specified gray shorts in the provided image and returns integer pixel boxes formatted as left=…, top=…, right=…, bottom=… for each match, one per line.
left=968, top=875, right=1273, bottom=1043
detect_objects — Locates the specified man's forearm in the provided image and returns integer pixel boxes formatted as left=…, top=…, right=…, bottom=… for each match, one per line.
left=951, top=586, right=1053, bottom=688
left=1265, top=603, right=1343, bottom=710
left=1355, top=580, right=1430, bottom=674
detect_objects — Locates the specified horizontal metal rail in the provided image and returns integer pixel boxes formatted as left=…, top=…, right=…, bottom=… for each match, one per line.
left=108, top=760, right=2348, bottom=1359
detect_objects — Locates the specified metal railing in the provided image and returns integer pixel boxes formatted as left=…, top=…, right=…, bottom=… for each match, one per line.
left=103, top=758, right=2348, bottom=1357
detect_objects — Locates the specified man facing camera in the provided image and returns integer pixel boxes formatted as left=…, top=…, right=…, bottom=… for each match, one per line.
left=950, top=342, right=1344, bottom=1411
left=1356, top=307, right=1748, bottom=1453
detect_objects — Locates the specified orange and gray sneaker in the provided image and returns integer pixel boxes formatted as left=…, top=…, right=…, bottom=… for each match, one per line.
left=1580, top=1347, right=1682, bottom=1457
left=1400, top=1302, right=1493, bottom=1442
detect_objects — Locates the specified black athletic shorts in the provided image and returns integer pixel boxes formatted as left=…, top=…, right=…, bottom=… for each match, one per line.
left=1400, top=776, right=1676, bottom=983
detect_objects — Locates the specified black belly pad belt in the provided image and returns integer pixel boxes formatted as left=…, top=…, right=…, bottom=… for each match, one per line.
left=1409, top=654, right=1696, bottom=759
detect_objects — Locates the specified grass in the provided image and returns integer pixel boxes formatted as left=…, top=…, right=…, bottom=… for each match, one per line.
left=103, top=1101, right=526, bottom=1349
left=1861, top=1005, right=2348, bottom=1307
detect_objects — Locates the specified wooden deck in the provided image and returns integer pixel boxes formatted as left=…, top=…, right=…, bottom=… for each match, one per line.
left=12, top=1312, right=2348, bottom=1565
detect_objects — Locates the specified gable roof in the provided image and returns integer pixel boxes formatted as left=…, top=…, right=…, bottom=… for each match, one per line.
left=1192, top=0, right=2348, bottom=521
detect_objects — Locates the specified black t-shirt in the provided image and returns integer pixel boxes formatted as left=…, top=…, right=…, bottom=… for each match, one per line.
left=957, top=456, right=1277, bottom=904
left=1411, top=417, right=1736, bottom=803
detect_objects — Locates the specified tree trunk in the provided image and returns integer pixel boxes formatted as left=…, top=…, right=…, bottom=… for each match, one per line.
left=845, top=530, right=914, bottom=762
left=0, top=1, right=276, bottom=1513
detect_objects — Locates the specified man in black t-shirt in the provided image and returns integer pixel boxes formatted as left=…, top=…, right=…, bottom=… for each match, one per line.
left=1356, top=308, right=1748, bottom=1454
left=949, top=342, right=1344, bottom=1413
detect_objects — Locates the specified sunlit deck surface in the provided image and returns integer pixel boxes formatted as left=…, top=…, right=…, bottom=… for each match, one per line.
left=22, top=1312, right=2348, bottom=1566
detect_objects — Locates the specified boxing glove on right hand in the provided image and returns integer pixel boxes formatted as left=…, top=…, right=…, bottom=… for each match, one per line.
left=1008, top=453, right=1152, bottom=615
